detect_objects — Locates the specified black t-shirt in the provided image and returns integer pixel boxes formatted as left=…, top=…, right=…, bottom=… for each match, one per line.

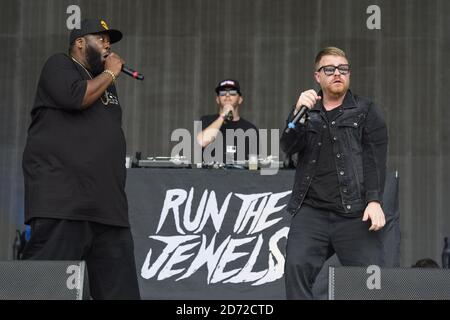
left=303, top=105, right=345, bottom=213
left=200, top=114, right=258, bottom=163
left=22, top=53, right=129, bottom=226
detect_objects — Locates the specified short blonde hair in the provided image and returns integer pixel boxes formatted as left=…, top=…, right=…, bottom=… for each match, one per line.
left=315, top=47, right=349, bottom=70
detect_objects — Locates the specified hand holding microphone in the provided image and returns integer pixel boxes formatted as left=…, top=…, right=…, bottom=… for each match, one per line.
left=294, top=89, right=321, bottom=114
left=285, top=89, right=321, bottom=133
left=105, top=53, right=144, bottom=81
left=105, top=52, right=124, bottom=77
left=221, top=104, right=234, bottom=123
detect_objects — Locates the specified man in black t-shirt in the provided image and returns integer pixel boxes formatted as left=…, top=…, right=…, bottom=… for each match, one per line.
left=22, top=19, right=140, bottom=299
left=196, top=79, right=258, bottom=164
left=280, top=47, right=388, bottom=299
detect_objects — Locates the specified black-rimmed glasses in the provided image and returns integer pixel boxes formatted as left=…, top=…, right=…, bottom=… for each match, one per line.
left=317, top=64, right=350, bottom=76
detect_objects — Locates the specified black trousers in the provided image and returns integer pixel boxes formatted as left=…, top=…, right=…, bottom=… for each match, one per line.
left=22, top=218, right=141, bottom=300
left=284, top=205, right=383, bottom=300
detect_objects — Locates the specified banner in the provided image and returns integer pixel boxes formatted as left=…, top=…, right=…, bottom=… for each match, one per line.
left=126, top=169, right=294, bottom=299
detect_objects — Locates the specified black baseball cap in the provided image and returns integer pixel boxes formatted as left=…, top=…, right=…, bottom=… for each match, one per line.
left=69, top=18, right=123, bottom=45
left=215, top=79, right=241, bottom=95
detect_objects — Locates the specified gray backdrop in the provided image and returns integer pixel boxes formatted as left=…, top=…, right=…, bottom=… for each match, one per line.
left=1, top=0, right=449, bottom=269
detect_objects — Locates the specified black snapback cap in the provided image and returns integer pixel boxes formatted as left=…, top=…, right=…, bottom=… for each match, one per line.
left=69, top=18, right=122, bottom=45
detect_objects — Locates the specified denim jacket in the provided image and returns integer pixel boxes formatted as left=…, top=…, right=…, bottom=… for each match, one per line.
left=280, top=90, right=388, bottom=215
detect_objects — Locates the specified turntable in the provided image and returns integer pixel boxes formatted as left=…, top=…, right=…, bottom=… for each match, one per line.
left=138, top=156, right=190, bottom=168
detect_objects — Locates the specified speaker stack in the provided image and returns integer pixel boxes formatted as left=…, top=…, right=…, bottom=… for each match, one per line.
left=328, top=266, right=450, bottom=300
left=0, top=260, right=89, bottom=300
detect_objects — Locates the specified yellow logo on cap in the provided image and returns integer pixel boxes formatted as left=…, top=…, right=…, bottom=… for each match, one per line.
left=100, top=20, right=109, bottom=30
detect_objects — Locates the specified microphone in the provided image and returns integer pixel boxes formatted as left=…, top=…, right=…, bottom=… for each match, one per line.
left=122, top=65, right=144, bottom=81
left=285, top=105, right=309, bottom=133
left=224, top=111, right=234, bottom=122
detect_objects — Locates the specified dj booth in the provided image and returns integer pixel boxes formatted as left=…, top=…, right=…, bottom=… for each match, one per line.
left=125, top=167, right=400, bottom=300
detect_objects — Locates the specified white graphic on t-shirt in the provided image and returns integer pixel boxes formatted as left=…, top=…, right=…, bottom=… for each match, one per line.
left=105, top=91, right=119, bottom=105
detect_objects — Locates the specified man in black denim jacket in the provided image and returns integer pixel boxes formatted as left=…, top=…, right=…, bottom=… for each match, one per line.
left=281, top=47, right=388, bottom=299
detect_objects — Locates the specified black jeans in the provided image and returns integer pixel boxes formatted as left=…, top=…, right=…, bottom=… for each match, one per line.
left=22, top=218, right=141, bottom=300
left=284, top=205, right=383, bottom=300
